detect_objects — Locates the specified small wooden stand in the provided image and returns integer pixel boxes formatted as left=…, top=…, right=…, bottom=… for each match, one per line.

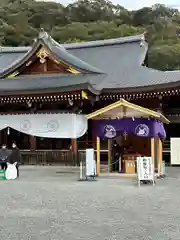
left=123, top=154, right=141, bottom=174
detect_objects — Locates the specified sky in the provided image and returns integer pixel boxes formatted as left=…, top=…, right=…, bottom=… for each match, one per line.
left=45, top=0, right=180, bottom=10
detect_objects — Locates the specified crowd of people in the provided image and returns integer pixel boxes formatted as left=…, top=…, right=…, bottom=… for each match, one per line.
left=0, top=143, right=21, bottom=178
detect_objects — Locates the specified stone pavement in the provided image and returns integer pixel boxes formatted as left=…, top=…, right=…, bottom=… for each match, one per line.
left=0, top=166, right=180, bottom=240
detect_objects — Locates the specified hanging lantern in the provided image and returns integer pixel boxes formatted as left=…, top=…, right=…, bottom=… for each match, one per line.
left=7, top=127, right=10, bottom=135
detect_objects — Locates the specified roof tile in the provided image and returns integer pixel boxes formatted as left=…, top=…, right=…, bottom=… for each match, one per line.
left=0, top=31, right=180, bottom=93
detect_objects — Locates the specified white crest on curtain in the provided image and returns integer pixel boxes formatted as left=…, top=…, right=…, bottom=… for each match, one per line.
left=0, top=113, right=87, bottom=139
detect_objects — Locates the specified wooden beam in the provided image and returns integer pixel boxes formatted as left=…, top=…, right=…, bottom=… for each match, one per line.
left=151, top=138, right=155, bottom=168
left=158, top=138, right=163, bottom=176
left=96, top=136, right=100, bottom=176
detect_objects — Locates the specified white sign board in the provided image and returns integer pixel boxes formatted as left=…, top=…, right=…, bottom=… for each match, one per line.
left=137, top=157, right=155, bottom=186
left=170, top=138, right=180, bottom=165
left=86, top=149, right=96, bottom=177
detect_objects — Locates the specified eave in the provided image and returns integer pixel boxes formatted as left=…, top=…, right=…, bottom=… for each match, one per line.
left=0, top=83, right=98, bottom=96
left=0, top=87, right=98, bottom=104
left=100, top=87, right=180, bottom=101
left=102, top=80, right=180, bottom=93
left=0, top=73, right=103, bottom=100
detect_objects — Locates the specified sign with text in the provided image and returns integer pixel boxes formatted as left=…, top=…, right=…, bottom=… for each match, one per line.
left=170, top=138, right=180, bottom=165
left=137, top=157, right=154, bottom=182
left=86, top=149, right=96, bottom=177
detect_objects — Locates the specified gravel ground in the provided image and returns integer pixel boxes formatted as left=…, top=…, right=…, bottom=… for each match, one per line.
left=0, top=166, right=180, bottom=240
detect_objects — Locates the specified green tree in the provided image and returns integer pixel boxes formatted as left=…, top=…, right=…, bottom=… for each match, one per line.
left=148, top=44, right=180, bottom=70
left=66, top=0, right=116, bottom=22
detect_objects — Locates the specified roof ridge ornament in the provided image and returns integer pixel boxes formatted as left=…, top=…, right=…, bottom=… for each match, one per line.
left=39, top=28, right=48, bottom=39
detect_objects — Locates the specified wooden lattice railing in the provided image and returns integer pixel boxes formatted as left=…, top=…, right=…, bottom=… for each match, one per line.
left=19, top=140, right=170, bottom=166
left=20, top=150, right=85, bottom=166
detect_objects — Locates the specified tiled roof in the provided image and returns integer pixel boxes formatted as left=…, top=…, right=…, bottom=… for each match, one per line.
left=68, top=39, right=180, bottom=91
left=0, top=73, right=104, bottom=95
left=0, top=34, right=144, bottom=52
left=0, top=30, right=104, bottom=78
left=0, top=31, right=180, bottom=93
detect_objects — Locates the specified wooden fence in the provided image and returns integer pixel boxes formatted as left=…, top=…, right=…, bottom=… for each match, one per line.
left=20, top=150, right=86, bottom=166
left=20, top=140, right=170, bottom=166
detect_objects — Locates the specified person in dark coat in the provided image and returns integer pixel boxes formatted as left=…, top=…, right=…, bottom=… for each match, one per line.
left=0, top=144, right=9, bottom=170
left=10, top=143, right=21, bottom=178
left=112, top=140, right=121, bottom=172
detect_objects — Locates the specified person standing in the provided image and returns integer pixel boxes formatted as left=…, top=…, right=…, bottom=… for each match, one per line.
left=10, top=143, right=21, bottom=178
left=0, top=144, right=9, bottom=170
left=112, top=140, right=121, bottom=172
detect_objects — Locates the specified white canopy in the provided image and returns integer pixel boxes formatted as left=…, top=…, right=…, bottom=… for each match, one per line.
left=0, top=113, right=88, bottom=139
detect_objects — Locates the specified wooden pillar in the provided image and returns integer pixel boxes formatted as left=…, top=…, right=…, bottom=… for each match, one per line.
left=154, top=138, right=158, bottom=170
left=71, top=139, right=77, bottom=153
left=157, top=138, right=163, bottom=176
left=96, top=136, right=100, bottom=176
left=108, top=139, right=112, bottom=173
left=71, top=139, right=77, bottom=165
left=151, top=138, right=155, bottom=168
left=30, top=136, right=36, bottom=151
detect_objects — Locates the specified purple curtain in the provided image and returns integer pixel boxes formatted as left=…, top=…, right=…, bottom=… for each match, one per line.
left=92, top=118, right=166, bottom=139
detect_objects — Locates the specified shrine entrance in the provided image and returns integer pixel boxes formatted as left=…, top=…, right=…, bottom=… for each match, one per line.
left=0, top=113, right=88, bottom=165
left=86, top=99, right=169, bottom=176
left=0, top=127, right=30, bottom=149
left=0, top=128, right=71, bottom=150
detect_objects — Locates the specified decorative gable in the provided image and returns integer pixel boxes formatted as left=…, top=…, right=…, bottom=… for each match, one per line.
left=7, top=47, right=80, bottom=77
left=2, top=29, right=103, bottom=79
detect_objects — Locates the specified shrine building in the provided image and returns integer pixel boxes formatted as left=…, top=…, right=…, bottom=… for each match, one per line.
left=0, top=29, right=179, bottom=166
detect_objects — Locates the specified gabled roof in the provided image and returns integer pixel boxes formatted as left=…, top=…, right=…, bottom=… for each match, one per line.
left=0, top=29, right=104, bottom=78
left=0, top=31, right=180, bottom=93
left=69, top=39, right=180, bottom=92
left=86, top=98, right=169, bottom=123
left=0, top=33, right=146, bottom=74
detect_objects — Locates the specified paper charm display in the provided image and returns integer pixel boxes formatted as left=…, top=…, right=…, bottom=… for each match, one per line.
left=5, top=162, right=18, bottom=180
